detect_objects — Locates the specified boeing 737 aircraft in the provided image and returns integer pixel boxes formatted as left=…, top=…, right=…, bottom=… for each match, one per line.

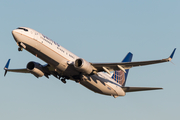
left=4, top=27, right=176, bottom=98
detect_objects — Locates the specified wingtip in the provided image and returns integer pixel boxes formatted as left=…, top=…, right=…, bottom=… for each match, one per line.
left=4, top=59, right=11, bottom=76
left=128, top=52, right=133, bottom=56
left=168, top=48, right=176, bottom=61
left=4, top=59, right=11, bottom=69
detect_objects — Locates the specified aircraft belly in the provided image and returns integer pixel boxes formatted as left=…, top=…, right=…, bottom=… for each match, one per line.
left=106, top=82, right=125, bottom=96
left=80, top=75, right=119, bottom=96
left=25, top=45, right=57, bottom=65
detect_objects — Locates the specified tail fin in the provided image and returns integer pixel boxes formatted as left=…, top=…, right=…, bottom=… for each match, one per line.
left=111, top=52, right=133, bottom=86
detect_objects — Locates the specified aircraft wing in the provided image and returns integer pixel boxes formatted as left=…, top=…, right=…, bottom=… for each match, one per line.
left=4, top=68, right=29, bottom=73
left=4, top=59, right=52, bottom=78
left=92, top=48, right=176, bottom=72
left=4, top=59, right=74, bottom=80
left=4, top=59, right=29, bottom=76
left=122, top=87, right=163, bottom=92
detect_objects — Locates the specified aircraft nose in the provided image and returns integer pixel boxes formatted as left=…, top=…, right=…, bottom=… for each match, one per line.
left=12, top=29, right=20, bottom=42
left=12, top=29, right=18, bottom=36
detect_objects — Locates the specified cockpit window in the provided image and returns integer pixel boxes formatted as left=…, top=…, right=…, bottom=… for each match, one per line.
left=17, top=27, right=28, bottom=32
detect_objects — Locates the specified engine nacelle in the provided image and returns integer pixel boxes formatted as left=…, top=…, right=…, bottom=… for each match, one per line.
left=74, top=58, right=94, bottom=75
left=26, top=61, right=44, bottom=78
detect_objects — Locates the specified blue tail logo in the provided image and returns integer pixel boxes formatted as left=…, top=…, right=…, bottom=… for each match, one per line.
left=111, top=52, right=133, bottom=86
left=112, top=70, right=125, bottom=86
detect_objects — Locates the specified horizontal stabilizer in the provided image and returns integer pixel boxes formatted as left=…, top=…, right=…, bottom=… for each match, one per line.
left=122, top=87, right=163, bottom=92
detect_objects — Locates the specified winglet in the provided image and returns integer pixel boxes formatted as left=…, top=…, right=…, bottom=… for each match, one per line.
left=168, top=48, right=176, bottom=61
left=4, top=59, right=11, bottom=76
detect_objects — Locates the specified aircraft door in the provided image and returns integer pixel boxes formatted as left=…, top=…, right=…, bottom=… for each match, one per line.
left=34, top=32, right=38, bottom=41
left=33, top=31, right=41, bottom=52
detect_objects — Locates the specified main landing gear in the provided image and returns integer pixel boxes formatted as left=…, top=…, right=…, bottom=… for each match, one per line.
left=61, top=78, right=66, bottom=84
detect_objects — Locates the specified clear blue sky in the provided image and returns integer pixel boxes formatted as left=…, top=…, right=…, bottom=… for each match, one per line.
left=0, top=0, right=179, bottom=120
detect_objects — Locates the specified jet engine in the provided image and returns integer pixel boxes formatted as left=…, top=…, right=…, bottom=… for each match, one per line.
left=27, top=61, right=44, bottom=78
left=74, top=58, right=94, bottom=75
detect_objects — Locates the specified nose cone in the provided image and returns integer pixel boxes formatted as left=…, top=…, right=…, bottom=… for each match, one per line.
left=12, top=29, right=20, bottom=42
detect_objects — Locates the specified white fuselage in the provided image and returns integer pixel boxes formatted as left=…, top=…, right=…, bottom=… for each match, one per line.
left=12, top=27, right=125, bottom=97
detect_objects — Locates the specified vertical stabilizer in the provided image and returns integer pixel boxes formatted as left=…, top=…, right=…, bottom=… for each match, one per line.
left=111, top=52, right=133, bottom=86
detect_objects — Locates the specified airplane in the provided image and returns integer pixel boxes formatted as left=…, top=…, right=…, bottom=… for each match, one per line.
left=4, top=27, right=176, bottom=98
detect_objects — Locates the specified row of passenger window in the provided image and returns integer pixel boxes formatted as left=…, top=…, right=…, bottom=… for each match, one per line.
left=57, top=47, right=74, bottom=59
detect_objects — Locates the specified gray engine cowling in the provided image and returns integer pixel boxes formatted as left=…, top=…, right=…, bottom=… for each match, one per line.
left=74, top=58, right=94, bottom=75
left=27, top=61, right=44, bottom=78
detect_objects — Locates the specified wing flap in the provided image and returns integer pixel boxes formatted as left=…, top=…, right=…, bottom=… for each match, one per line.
left=122, top=87, right=163, bottom=92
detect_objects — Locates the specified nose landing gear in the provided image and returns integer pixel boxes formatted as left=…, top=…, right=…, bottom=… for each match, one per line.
left=17, top=42, right=26, bottom=51
left=18, top=47, right=23, bottom=51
